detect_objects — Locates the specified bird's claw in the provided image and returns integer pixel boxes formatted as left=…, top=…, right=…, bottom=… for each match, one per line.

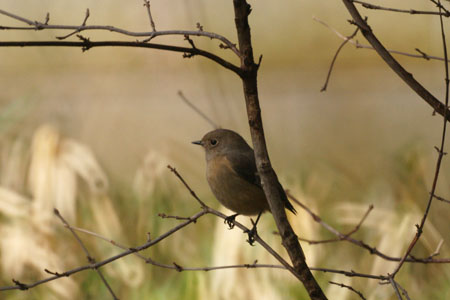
left=224, top=214, right=238, bottom=229
left=245, top=226, right=257, bottom=246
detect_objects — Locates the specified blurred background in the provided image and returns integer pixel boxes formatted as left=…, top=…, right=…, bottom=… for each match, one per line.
left=1, top=0, right=449, bottom=299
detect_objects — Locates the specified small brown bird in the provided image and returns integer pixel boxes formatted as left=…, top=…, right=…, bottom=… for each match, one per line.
left=193, top=128, right=296, bottom=244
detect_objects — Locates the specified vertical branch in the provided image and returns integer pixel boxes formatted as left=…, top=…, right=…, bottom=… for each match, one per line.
left=54, top=209, right=118, bottom=300
left=143, top=0, right=156, bottom=32
left=232, top=1, right=327, bottom=299
left=390, top=0, right=450, bottom=278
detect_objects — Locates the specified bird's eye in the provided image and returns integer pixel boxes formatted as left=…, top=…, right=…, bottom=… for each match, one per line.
left=210, top=139, right=218, bottom=146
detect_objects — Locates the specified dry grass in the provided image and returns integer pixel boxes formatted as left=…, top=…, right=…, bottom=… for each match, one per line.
left=0, top=122, right=449, bottom=299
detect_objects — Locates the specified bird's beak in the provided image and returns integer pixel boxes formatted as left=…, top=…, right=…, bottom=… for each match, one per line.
left=192, top=140, right=203, bottom=146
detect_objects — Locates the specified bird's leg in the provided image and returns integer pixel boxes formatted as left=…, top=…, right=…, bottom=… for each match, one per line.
left=245, top=211, right=262, bottom=246
left=224, top=213, right=239, bottom=229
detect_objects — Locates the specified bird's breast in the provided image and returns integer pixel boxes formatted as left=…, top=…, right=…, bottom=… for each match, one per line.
left=206, top=155, right=269, bottom=215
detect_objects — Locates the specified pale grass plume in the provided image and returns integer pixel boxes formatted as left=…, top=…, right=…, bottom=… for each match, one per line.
left=0, top=137, right=29, bottom=191
left=335, top=200, right=443, bottom=300
left=285, top=180, right=323, bottom=266
left=0, top=123, right=143, bottom=296
left=133, top=150, right=169, bottom=200
left=89, top=194, right=145, bottom=287
left=0, top=187, right=30, bottom=217
left=28, top=124, right=76, bottom=228
left=0, top=223, right=79, bottom=298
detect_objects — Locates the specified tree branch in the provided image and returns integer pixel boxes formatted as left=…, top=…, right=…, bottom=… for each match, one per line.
left=389, top=0, right=450, bottom=279
left=329, top=281, right=367, bottom=300
left=232, top=1, right=327, bottom=299
left=0, top=8, right=241, bottom=57
left=54, top=209, right=118, bottom=300
left=0, top=209, right=209, bottom=292
left=313, top=16, right=450, bottom=63
left=287, top=192, right=450, bottom=264
left=341, top=0, right=450, bottom=122
left=353, top=0, right=450, bottom=17
left=0, top=40, right=242, bottom=75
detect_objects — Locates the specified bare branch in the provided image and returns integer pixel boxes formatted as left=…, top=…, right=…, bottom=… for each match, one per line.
left=0, top=40, right=242, bottom=75
left=341, top=0, right=450, bottom=124
left=277, top=203, right=373, bottom=245
left=143, top=0, right=156, bottom=32
left=329, top=281, right=367, bottom=300
left=396, top=281, right=412, bottom=300
left=56, top=9, right=90, bottom=40
left=313, top=16, right=450, bottom=63
left=54, top=209, right=118, bottom=300
left=432, top=194, right=450, bottom=203
left=390, top=0, right=450, bottom=278
left=167, top=165, right=207, bottom=208
left=158, top=213, right=196, bottom=222
left=0, top=209, right=209, bottom=292
left=177, top=90, right=219, bottom=129
left=232, top=1, right=326, bottom=298
left=353, top=0, right=450, bottom=17
left=287, top=192, right=450, bottom=264
left=310, top=267, right=387, bottom=281
left=0, top=8, right=241, bottom=57
left=321, top=25, right=360, bottom=92
left=389, top=277, right=403, bottom=300
left=430, top=0, right=450, bottom=16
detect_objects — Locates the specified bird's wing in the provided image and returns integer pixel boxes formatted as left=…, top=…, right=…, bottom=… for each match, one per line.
left=226, top=149, right=261, bottom=187
left=226, top=150, right=296, bottom=214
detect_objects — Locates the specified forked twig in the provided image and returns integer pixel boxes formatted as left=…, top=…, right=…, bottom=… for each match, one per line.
left=313, top=16, right=450, bottom=63
left=287, top=192, right=450, bottom=263
left=53, top=209, right=118, bottom=300
left=321, top=25, right=360, bottom=92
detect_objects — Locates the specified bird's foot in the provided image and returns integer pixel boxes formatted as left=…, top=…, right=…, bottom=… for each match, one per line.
left=245, top=226, right=258, bottom=246
left=224, top=213, right=239, bottom=229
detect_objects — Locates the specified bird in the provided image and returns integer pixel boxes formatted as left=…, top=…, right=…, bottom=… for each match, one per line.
left=192, top=128, right=296, bottom=244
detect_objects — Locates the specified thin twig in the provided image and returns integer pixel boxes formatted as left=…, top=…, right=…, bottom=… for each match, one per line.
left=389, top=277, right=403, bottom=300
left=287, top=192, right=450, bottom=263
left=433, top=194, right=450, bottom=203
left=395, top=281, right=411, bottom=300
left=143, top=0, right=156, bottom=32
left=430, top=0, right=450, bottom=16
left=353, top=0, right=450, bottom=17
left=53, top=209, right=118, bottom=300
left=341, top=0, right=450, bottom=122
left=311, top=267, right=387, bottom=280
left=167, top=165, right=207, bottom=208
left=278, top=203, right=373, bottom=245
left=158, top=213, right=196, bottom=222
left=56, top=9, right=90, bottom=40
left=321, top=25, right=360, bottom=92
left=429, top=239, right=445, bottom=258
left=177, top=90, right=219, bottom=129
left=329, top=281, right=367, bottom=300
left=0, top=8, right=241, bottom=57
left=390, top=0, right=450, bottom=278
left=313, top=16, right=450, bottom=63
left=0, top=209, right=209, bottom=292
left=0, top=40, right=242, bottom=76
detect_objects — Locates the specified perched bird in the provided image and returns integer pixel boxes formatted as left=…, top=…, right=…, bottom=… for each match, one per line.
left=192, top=128, right=296, bottom=244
